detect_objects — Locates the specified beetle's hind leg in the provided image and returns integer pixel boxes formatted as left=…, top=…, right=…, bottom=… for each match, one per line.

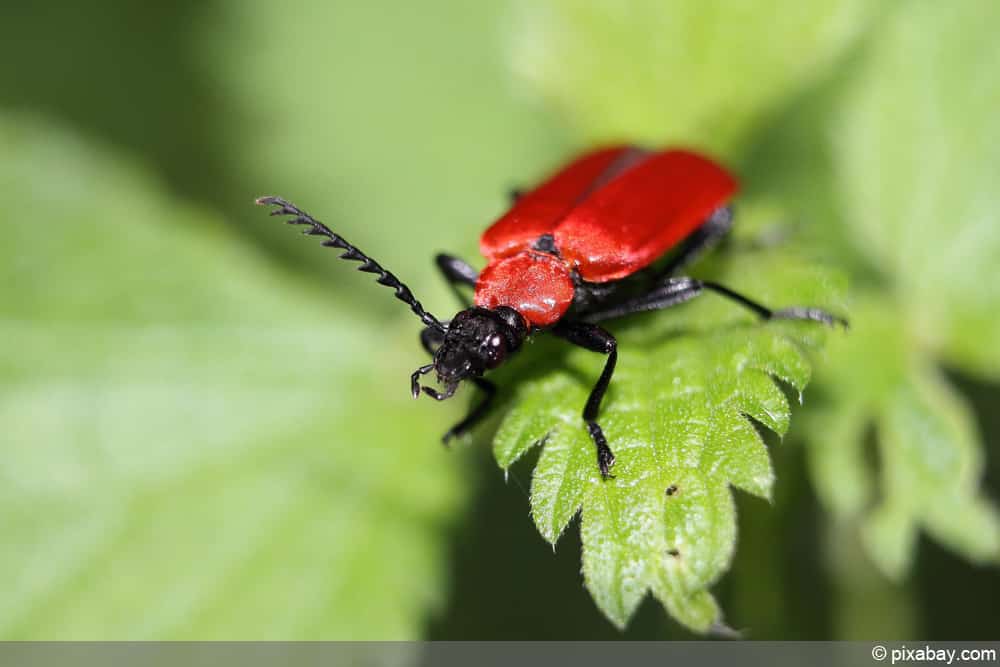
left=700, top=281, right=848, bottom=327
left=581, top=276, right=847, bottom=328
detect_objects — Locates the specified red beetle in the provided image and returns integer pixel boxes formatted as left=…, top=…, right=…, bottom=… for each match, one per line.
left=258, top=146, right=843, bottom=478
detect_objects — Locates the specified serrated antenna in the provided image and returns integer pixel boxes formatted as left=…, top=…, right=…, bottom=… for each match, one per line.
left=257, top=196, right=445, bottom=332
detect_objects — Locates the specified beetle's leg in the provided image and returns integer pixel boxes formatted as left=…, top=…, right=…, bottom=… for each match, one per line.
left=418, top=322, right=498, bottom=443
left=435, top=253, right=478, bottom=286
left=700, top=281, right=848, bottom=327
left=414, top=326, right=445, bottom=396
left=583, top=276, right=847, bottom=327
left=440, top=378, right=497, bottom=445
left=551, top=321, right=618, bottom=479
left=435, top=253, right=478, bottom=307
left=653, top=205, right=733, bottom=280
left=420, top=325, right=446, bottom=356
left=583, top=277, right=704, bottom=323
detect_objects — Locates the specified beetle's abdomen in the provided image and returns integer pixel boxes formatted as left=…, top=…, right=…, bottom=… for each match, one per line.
left=475, top=251, right=574, bottom=327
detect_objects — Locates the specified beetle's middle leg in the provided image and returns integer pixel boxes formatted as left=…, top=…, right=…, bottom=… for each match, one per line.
left=551, top=320, right=618, bottom=479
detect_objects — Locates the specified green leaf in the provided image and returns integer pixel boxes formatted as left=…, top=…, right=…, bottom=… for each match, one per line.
left=511, top=0, right=878, bottom=155
left=493, top=234, right=846, bottom=631
left=0, top=113, right=466, bottom=639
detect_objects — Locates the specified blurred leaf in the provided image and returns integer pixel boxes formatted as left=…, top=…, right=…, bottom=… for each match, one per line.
left=511, top=0, right=877, bottom=155
left=492, top=233, right=846, bottom=631
left=825, top=517, right=916, bottom=640
left=0, top=113, right=466, bottom=639
left=202, top=0, right=568, bottom=304
left=804, top=298, right=1000, bottom=579
left=0, top=4, right=231, bottom=204
left=798, top=0, right=1000, bottom=580
left=833, top=0, right=1000, bottom=379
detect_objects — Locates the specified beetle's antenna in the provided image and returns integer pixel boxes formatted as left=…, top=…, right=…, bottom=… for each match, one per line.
left=257, top=196, right=445, bottom=332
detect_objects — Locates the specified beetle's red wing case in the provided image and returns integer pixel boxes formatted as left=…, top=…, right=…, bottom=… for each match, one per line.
left=553, top=149, right=738, bottom=283
left=479, top=145, right=649, bottom=260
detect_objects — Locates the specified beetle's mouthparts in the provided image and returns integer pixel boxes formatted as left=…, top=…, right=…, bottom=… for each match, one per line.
left=420, top=380, right=458, bottom=402
left=410, top=364, right=458, bottom=402
left=410, top=363, right=434, bottom=399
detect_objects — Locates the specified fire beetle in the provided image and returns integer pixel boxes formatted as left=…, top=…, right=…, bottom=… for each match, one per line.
left=258, top=146, right=845, bottom=478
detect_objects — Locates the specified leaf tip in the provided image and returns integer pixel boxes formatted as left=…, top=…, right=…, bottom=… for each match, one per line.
left=708, top=619, right=744, bottom=640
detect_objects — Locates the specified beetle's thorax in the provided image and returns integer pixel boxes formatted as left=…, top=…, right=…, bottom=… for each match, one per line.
left=433, top=306, right=528, bottom=387
left=474, top=250, right=576, bottom=327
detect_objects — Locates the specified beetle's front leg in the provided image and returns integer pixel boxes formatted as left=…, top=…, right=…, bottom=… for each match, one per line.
left=435, top=253, right=478, bottom=307
left=552, top=320, right=618, bottom=479
left=417, top=324, right=498, bottom=445
left=441, top=378, right=497, bottom=445
left=420, top=325, right=445, bottom=356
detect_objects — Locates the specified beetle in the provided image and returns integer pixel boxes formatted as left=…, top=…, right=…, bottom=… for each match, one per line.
left=258, top=145, right=845, bottom=478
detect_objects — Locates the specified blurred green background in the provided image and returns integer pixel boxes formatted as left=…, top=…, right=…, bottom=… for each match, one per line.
left=2, top=0, right=998, bottom=640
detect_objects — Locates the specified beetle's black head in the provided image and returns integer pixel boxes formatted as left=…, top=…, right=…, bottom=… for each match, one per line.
left=415, top=306, right=528, bottom=400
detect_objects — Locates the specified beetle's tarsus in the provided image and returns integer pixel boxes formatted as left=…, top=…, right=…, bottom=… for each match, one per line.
left=597, top=445, right=616, bottom=480
left=588, top=421, right=617, bottom=479
left=772, top=307, right=849, bottom=329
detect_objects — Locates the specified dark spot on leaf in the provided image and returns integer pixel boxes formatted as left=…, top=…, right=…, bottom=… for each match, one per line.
left=667, top=548, right=680, bottom=557
left=665, top=484, right=678, bottom=496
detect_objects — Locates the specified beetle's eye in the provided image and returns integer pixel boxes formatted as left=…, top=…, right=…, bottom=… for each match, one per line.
left=484, top=334, right=506, bottom=368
